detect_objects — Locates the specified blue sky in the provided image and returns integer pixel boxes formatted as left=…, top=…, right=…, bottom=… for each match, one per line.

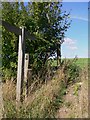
left=61, top=2, right=88, bottom=58
left=24, top=1, right=88, bottom=58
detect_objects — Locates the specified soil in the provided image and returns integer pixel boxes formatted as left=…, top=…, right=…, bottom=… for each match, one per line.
left=56, top=68, right=88, bottom=118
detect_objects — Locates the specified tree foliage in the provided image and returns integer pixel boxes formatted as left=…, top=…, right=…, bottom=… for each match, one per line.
left=2, top=2, right=71, bottom=79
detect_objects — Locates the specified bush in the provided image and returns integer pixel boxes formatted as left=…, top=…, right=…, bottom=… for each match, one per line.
left=31, top=59, right=52, bottom=83
left=62, top=58, right=81, bottom=85
left=68, top=63, right=80, bottom=81
left=2, top=68, right=16, bottom=82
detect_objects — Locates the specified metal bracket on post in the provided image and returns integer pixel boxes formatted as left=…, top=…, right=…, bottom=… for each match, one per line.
left=16, top=27, right=25, bottom=104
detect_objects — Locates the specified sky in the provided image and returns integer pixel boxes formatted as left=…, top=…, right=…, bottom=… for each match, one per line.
left=61, top=2, right=88, bottom=58
left=24, top=1, right=88, bottom=58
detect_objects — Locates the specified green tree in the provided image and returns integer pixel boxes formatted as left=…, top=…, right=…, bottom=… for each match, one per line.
left=2, top=2, right=18, bottom=80
left=2, top=2, right=71, bottom=80
left=27, top=2, right=71, bottom=69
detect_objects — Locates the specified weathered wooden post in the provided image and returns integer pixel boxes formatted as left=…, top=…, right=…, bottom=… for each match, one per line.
left=1, top=20, right=35, bottom=105
left=24, top=53, right=29, bottom=101
left=16, top=27, right=25, bottom=103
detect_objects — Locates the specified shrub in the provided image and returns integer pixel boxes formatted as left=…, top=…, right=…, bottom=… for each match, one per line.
left=62, top=58, right=81, bottom=85
left=2, top=68, right=16, bottom=82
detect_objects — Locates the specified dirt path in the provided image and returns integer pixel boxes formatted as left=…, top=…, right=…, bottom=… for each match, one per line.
left=56, top=69, right=88, bottom=118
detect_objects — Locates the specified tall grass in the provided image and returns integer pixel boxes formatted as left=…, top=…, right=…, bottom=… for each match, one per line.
left=2, top=58, right=81, bottom=118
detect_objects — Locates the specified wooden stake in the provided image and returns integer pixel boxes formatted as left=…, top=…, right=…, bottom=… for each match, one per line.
left=16, top=27, right=25, bottom=103
left=24, top=53, right=29, bottom=101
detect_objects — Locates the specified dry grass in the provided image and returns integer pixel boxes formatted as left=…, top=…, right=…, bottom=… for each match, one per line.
left=23, top=68, right=65, bottom=118
left=2, top=61, right=88, bottom=118
left=2, top=80, right=16, bottom=117
left=2, top=67, right=65, bottom=118
left=2, top=80, right=16, bottom=101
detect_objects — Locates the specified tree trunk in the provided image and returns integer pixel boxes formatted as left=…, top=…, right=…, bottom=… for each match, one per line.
left=57, top=43, right=61, bottom=67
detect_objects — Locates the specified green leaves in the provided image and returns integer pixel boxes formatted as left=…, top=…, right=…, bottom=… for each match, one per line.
left=2, top=2, right=71, bottom=79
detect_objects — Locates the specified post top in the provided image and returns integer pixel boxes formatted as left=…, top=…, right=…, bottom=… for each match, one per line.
left=20, top=26, right=25, bottom=29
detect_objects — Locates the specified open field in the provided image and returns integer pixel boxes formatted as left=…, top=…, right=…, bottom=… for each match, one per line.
left=75, top=58, right=88, bottom=68
left=51, top=58, right=88, bottom=68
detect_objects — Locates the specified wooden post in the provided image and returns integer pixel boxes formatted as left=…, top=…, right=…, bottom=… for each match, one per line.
left=1, top=20, right=36, bottom=104
left=16, top=27, right=25, bottom=103
left=28, top=68, right=32, bottom=94
left=24, top=53, right=29, bottom=101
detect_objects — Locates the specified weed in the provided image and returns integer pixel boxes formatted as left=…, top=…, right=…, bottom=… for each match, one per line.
left=73, top=83, right=81, bottom=96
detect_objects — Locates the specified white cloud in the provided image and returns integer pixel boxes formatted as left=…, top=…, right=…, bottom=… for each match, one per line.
left=68, top=46, right=78, bottom=50
left=71, top=16, right=88, bottom=22
left=63, top=37, right=78, bottom=50
left=64, top=37, right=75, bottom=45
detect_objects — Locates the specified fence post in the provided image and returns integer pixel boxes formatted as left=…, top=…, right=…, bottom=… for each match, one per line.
left=24, top=53, right=29, bottom=101
left=16, top=27, right=25, bottom=104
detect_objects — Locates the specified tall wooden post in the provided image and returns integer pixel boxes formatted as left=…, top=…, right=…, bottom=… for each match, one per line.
left=1, top=20, right=35, bottom=105
left=16, top=27, right=25, bottom=103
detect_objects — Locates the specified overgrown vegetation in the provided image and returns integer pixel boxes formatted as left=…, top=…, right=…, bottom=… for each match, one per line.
left=2, top=2, right=71, bottom=80
left=2, top=58, right=81, bottom=118
left=1, top=1, right=88, bottom=119
left=62, top=58, right=81, bottom=85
